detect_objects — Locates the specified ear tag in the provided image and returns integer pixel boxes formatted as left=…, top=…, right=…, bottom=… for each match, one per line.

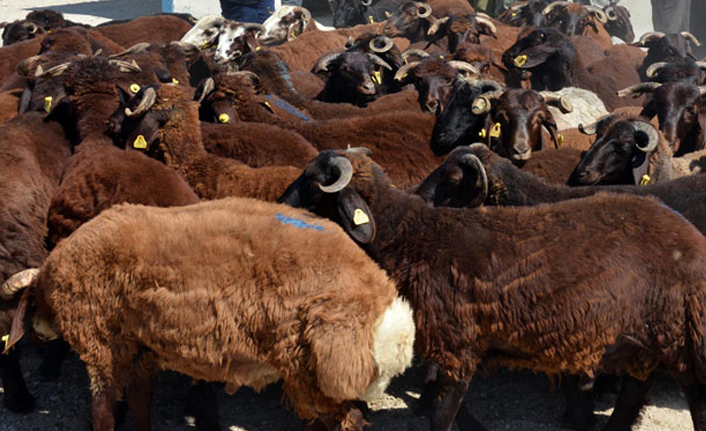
left=368, top=15, right=375, bottom=24
left=479, top=128, right=487, bottom=139
left=256, top=46, right=262, bottom=51
left=640, top=174, right=651, bottom=185
left=43, top=96, right=52, bottom=113
left=514, top=55, right=528, bottom=67
left=130, top=83, right=141, bottom=94
left=557, top=133, right=564, bottom=147
left=133, top=135, right=148, bottom=149
left=439, top=55, right=444, bottom=59
left=291, top=30, right=300, bottom=38
left=353, top=208, right=370, bottom=226
left=2, top=334, right=9, bottom=353
left=385, top=11, right=391, bottom=18
left=218, top=113, right=230, bottom=123
left=172, top=78, right=179, bottom=84
left=511, top=12, right=517, bottom=17
left=372, top=70, right=382, bottom=84
left=201, top=42, right=212, bottom=50
left=490, top=122, right=501, bottom=138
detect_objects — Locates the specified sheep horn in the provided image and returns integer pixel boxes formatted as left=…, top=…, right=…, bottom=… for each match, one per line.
left=367, top=53, right=392, bottom=70
left=24, top=21, right=39, bottom=34
left=471, top=90, right=502, bottom=115
left=312, top=53, right=342, bottom=73
left=125, top=87, right=157, bottom=117
left=345, top=146, right=373, bottom=156
left=369, top=36, right=394, bottom=53
left=361, top=0, right=372, bottom=6
left=295, top=6, right=312, bottom=25
left=645, top=61, right=669, bottom=78
left=109, top=59, right=142, bottom=73
left=394, top=61, right=419, bottom=81
left=108, top=42, right=151, bottom=58
left=458, top=153, right=488, bottom=206
left=542, top=1, right=570, bottom=15
left=632, top=121, right=659, bottom=153
left=402, top=49, right=430, bottom=60
left=696, top=61, right=706, bottom=71
left=635, top=31, right=665, bottom=46
left=37, top=62, right=70, bottom=77
left=579, top=121, right=598, bottom=135
left=428, top=16, right=449, bottom=36
left=540, top=91, right=574, bottom=113
left=416, top=2, right=432, bottom=18
left=617, top=82, right=661, bottom=98
left=699, top=85, right=706, bottom=96
left=585, top=6, right=607, bottom=23
left=604, top=5, right=618, bottom=20
left=319, top=156, right=354, bottom=193
left=475, top=15, right=497, bottom=36
left=448, top=60, right=480, bottom=76
left=476, top=79, right=504, bottom=93
left=681, top=31, right=702, bottom=47
left=509, top=1, right=528, bottom=11
left=196, top=77, right=215, bottom=103
left=0, top=269, right=39, bottom=301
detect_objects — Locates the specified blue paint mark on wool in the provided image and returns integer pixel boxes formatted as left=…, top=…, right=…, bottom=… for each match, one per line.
left=265, top=95, right=311, bottom=122
left=275, top=213, right=324, bottom=231
left=276, top=61, right=297, bottom=94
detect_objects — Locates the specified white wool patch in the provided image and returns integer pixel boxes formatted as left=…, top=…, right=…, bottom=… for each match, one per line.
left=546, top=87, right=609, bottom=131
left=358, top=297, right=415, bottom=402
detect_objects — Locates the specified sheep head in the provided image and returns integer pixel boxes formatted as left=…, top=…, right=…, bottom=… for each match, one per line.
left=260, top=6, right=312, bottom=45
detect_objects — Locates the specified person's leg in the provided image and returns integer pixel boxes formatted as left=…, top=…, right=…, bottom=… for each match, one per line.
left=691, top=0, right=706, bottom=57
left=651, top=0, right=692, bottom=33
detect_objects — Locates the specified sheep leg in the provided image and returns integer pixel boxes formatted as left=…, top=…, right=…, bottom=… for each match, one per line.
left=184, top=380, right=221, bottom=431
left=600, top=375, right=652, bottom=431
left=674, top=374, right=706, bottom=431
left=0, top=347, right=34, bottom=412
left=38, top=339, right=70, bottom=381
left=126, top=369, right=154, bottom=431
left=560, top=374, right=596, bottom=431
left=430, top=374, right=471, bottom=431
left=415, top=362, right=440, bottom=417
left=91, top=386, right=118, bottom=431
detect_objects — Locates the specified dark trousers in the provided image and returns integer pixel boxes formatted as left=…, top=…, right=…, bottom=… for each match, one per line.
left=691, top=0, right=706, bottom=57
left=651, top=0, right=691, bottom=33
left=220, top=0, right=274, bottom=23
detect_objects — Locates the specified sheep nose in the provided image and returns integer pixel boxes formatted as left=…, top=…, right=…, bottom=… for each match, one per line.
left=360, top=81, right=376, bottom=95
left=512, top=144, right=531, bottom=161
left=578, top=169, right=598, bottom=184
left=425, top=100, right=439, bottom=113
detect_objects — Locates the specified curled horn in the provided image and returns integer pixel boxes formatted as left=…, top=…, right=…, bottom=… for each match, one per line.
left=471, top=90, right=502, bottom=115
left=458, top=151, right=488, bottom=206
left=416, top=2, right=432, bottom=18
left=579, top=120, right=599, bottom=135
left=617, top=82, right=662, bottom=98
left=361, top=0, right=372, bottom=6
left=295, top=6, right=312, bottom=25
left=196, top=77, right=215, bottom=103
left=585, top=6, right=607, bottom=23
left=0, top=268, right=39, bottom=301
left=542, top=1, right=570, bottom=15
left=125, top=87, right=157, bottom=117
left=635, top=31, right=665, bottom=46
left=319, top=156, right=354, bottom=193
left=681, top=31, right=702, bottom=47
left=394, top=61, right=419, bottom=81
left=696, top=61, right=706, bottom=71
left=369, top=36, right=394, bottom=53
left=427, top=16, right=449, bottom=36
left=509, top=1, right=528, bottom=11
left=36, top=62, right=70, bottom=77
left=632, top=121, right=659, bottom=153
left=476, top=79, right=503, bottom=93
left=402, top=49, right=430, bottom=61
left=367, top=53, right=392, bottom=70
left=604, top=5, right=618, bottom=20
left=475, top=15, right=497, bottom=36
left=109, top=59, right=142, bottom=73
left=540, top=91, right=573, bottom=113
left=108, top=42, right=151, bottom=58
left=312, top=53, right=342, bottom=74
left=447, top=60, right=480, bottom=76
left=346, top=146, right=373, bottom=156
left=23, top=21, right=39, bottom=34
left=645, top=61, right=668, bottom=78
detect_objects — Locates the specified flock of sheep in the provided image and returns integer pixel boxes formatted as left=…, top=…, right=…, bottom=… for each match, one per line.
left=1, top=0, right=706, bottom=430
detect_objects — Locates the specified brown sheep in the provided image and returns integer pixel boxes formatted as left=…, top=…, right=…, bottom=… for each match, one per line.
left=280, top=147, right=706, bottom=431
left=95, top=15, right=192, bottom=48
left=0, top=36, right=43, bottom=88
left=5, top=197, right=414, bottom=431
left=0, top=89, right=20, bottom=125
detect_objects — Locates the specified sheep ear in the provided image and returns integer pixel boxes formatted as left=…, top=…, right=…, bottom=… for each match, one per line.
left=337, top=189, right=376, bottom=244
left=631, top=151, right=651, bottom=186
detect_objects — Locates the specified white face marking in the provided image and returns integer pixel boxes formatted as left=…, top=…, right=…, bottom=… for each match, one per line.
left=214, top=25, right=247, bottom=63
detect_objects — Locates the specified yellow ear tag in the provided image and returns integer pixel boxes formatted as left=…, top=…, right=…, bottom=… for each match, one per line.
left=2, top=334, right=9, bottom=352
left=557, top=133, right=564, bottom=147
left=172, top=78, right=179, bottom=84
left=368, top=15, right=375, bottom=24
left=201, top=42, right=212, bottom=50
left=490, top=122, right=501, bottom=138
left=372, top=70, right=382, bottom=84
left=353, top=208, right=370, bottom=226
left=255, top=46, right=262, bottom=51
left=130, top=83, right=141, bottom=94
left=439, top=55, right=444, bottom=59
left=514, top=55, right=528, bottom=67
left=640, top=174, right=651, bottom=185
left=133, top=135, right=147, bottom=149
left=479, top=128, right=487, bottom=139
left=43, top=96, right=52, bottom=113
left=291, top=30, right=300, bottom=38
left=512, top=12, right=517, bottom=17
left=218, top=113, right=230, bottom=123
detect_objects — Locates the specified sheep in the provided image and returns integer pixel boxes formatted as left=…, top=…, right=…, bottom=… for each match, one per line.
left=0, top=89, right=21, bottom=125
left=568, top=114, right=706, bottom=186
left=311, top=51, right=393, bottom=106
left=260, top=6, right=330, bottom=46
left=502, top=27, right=640, bottom=110
left=104, top=41, right=200, bottom=88
left=0, top=37, right=44, bottom=88
left=601, top=0, right=635, bottom=43
left=3, top=197, right=414, bottom=431
left=115, top=83, right=302, bottom=202
left=332, top=0, right=407, bottom=28
left=0, top=112, right=72, bottom=412
left=543, top=86, right=609, bottom=131
left=279, top=146, right=706, bottom=431
left=426, top=12, right=498, bottom=54
left=94, top=15, right=193, bottom=48
left=2, top=20, right=45, bottom=46
left=633, top=31, right=703, bottom=81
left=541, top=1, right=612, bottom=49
left=381, top=1, right=434, bottom=43
left=519, top=146, right=583, bottom=184
left=643, top=57, right=706, bottom=86
left=497, top=0, right=551, bottom=28
left=619, top=81, right=706, bottom=156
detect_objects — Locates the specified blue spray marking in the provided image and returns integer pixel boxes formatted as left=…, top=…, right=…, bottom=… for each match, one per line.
left=265, top=95, right=311, bottom=122
left=275, top=213, right=324, bottom=231
left=276, top=61, right=298, bottom=94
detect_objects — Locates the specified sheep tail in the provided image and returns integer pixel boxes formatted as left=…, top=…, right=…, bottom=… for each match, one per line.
left=1, top=268, right=39, bottom=354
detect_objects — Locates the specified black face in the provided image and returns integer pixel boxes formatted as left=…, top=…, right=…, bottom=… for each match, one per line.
left=333, top=0, right=367, bottom=28
left=324, top=52, right=382, bottom=106
left=278, top=151, right=346, bottom=218
left=643, top=82, right=705, bottom=155
left=430, top=78, right=491, bottom=156
left=502, top=28, right=574, bottom=90
left=416, top=146, right=488, bottom=208
left=604, top=4, right=634, bottom=43
left=647, top=34, right=695, bottom=62
left=383, top=2, right=422, bottom=39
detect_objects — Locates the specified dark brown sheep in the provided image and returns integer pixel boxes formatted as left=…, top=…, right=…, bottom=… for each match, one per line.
left=95, top=15, right=192, bottom=48
left=6, top=197, right=414, bottom=431
left=280, top=147, right=706, bottom=431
